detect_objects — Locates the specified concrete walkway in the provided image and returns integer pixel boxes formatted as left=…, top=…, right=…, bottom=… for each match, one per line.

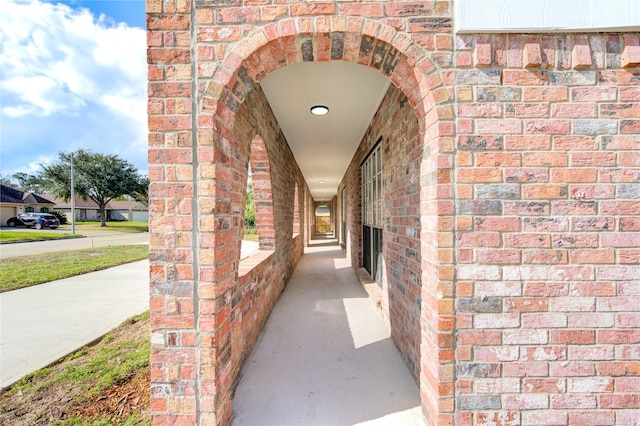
left=232, top=240, right=422, bottom=425
left=0, top=260, right=149, bottom=389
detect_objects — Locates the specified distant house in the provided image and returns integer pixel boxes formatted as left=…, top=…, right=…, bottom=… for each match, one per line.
left=44, top=195, right=148, bottom=222
left=43, top=195, right=101, bottom=222
left=108, top=200, right=149, bottom=222
left=0, top=184, right=55, bottom=226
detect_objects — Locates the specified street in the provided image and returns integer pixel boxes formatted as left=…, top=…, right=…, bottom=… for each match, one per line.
left=0, top=229, right=148, bottom=259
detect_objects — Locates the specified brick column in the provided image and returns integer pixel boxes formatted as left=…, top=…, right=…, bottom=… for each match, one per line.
left=147, top=0, right=199, bottom=424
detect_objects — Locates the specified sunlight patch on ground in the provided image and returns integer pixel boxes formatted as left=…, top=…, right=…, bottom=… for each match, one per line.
left=333, top=257, right=351, bottom=269
left=354, top=406, right=423, bottom=426
left=343, top=297, right=390, bottom=349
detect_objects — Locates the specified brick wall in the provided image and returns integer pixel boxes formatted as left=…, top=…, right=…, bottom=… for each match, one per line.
left=148, top=0, right=639, bottom=424
left=452, top=33, right=640, bottom=425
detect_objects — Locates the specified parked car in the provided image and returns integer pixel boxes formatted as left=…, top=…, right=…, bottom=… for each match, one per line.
left=6, top=216, right=25, bottom=227
left=7, top=213, right=60, bottom=229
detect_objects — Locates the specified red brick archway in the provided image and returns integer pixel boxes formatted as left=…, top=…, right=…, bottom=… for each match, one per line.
left=191, top=17, right=455, bottom=426
left=149, top=4, right=640, bottom=422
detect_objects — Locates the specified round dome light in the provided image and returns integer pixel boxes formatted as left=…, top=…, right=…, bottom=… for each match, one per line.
left=310, top=105, right=329, bottom=116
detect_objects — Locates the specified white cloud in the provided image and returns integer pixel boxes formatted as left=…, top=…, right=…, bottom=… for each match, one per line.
left=0, top=0, right=146, bottom=118
left=2, top=74, right=86, bottom=117
left=0, top=0, right=147, bottom=175
left=20, top=155, right=59, bottom=176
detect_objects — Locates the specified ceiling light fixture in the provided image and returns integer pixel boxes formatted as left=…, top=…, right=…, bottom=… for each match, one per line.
left=319, top=180, right=326, bottom=184
left=310, top=105, right=329, bottom=116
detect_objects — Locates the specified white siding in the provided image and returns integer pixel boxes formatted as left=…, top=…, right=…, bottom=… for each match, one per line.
left=455, top=0, right=640, bottom=33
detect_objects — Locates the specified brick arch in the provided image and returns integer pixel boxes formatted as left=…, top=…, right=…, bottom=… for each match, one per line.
left=203, top=16, right=450, bottom=132
left=201, top=16, right=454, bottom=426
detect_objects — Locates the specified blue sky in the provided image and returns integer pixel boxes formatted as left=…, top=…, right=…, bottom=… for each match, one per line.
left=51, top=1, right=146, bottom=28
left=0, top=0, right=147, bottom=179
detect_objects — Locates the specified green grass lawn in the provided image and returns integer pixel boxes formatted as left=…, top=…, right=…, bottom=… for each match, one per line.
left=10, top=311, right=150, bottom=398
left=0, top=231, right=83, bottom=244
left=0, top=245, right=148, bottom=292
left=1, top=312, right=151, bottom=425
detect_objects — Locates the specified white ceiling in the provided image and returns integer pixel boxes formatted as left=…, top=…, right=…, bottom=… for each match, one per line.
left=260, top=61, right=390, bottom=201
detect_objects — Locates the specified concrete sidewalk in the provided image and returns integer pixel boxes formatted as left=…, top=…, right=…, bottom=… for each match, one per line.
left=0, top=260, right=149, bottom=389
left=232, top=240, right=422, bottom=425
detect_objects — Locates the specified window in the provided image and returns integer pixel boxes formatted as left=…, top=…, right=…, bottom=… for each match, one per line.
left=361, top=142, right=383, bottom=284
left=362, top=143, right=382, bottom=229
left=341, top=187, right=347, bottom=245
left=25, top=207, right=34, bottom=213
left=40, top=207, right=49, bottom=213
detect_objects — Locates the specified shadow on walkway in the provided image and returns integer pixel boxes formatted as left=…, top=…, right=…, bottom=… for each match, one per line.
left=232, top=239, right=422, bottom=425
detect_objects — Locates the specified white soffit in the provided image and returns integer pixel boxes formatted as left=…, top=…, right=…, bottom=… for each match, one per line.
left=455, top=0, right=640, bottom=33
left=260, top=61, right=390, bottom=201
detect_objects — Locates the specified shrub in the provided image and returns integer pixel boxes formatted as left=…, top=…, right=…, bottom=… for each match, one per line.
left=51, top=210, right=68, bottom=225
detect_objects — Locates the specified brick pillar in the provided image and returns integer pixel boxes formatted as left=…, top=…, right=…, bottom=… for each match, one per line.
left=147, top=0, right=199, bottom=423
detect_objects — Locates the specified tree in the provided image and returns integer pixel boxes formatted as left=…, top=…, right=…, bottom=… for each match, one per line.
left=13, top=172, right=46, bottom=192
left=18, top=151, right=148, bottom=227
left=0, top=171, right=20, bottom=189
left=244, top=183, right=256, bottom=232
